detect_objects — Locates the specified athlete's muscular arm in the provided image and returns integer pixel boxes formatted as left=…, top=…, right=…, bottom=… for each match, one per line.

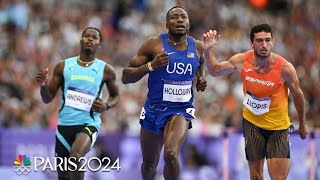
left=36, top=62, right=64, bottom=103
left=121, top=36, right=169, bottom=84
left=202, top=30, right=243, bottom=77
left=282, top=60, right=309, bottom=139
left=92, top=64, right=120, bottom=112
left=194, top=40, right=207, bottom=92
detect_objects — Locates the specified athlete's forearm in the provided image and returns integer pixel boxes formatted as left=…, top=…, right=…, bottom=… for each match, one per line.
left=292, top=90, right=307, bottom=125
left=204, top=48, right=235, bottom=77
left=196, top=58, right=206, bottom=79
left=105, top=95, right=120, bottom=111
left=40, top=86, right=55, bottom=104
left=204, top=49, right=236, bottom=77
left=122, top=64, right=150, bottom=84
left=204, top=48, right=219, bottom=76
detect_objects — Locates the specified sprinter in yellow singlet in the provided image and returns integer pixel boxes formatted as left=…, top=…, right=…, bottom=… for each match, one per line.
left=202, top=24, right=309, bottom=180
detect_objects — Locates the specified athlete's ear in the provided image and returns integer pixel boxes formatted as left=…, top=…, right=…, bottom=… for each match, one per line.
left=165, top=22, right=168, bottom=30
left=250, top=42, right=253, bottom=49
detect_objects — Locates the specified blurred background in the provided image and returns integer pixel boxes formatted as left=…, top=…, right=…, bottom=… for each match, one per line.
left=0, top=0, right=319, bottom=179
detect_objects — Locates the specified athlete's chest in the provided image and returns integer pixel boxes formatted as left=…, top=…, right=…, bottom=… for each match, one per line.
left=164, top=52, right=199, bottom=77
left=63, top=66, right=104, bottom=85
left=243, top=70, right=283, bottom=97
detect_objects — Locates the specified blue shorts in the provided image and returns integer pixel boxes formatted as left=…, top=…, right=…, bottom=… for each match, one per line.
left=139, top=103, right=195, bottom=135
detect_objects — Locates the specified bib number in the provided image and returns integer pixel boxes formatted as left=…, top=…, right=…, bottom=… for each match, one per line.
left=162, top=80, right=192, bottom=103
left=140, top=107, right=146, bottom=120
left=186, top=108, right=195, bottom=118
left=65, top=87, right=95, bottom=112
left=243, top=91, right=271, bottom=115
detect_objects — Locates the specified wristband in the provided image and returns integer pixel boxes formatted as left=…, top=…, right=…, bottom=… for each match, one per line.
left=147, top=62, right=154, bottom=72
left=106, top=103, right=111, bottom=110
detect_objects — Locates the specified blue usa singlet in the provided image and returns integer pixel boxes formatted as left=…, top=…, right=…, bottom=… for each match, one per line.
left=146, top=33, right=200, bottom=108
left=58, top=56, right=106, bottom=131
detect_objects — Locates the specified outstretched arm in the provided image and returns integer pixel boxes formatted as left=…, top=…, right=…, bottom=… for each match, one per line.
left=36, top=62, right=64, bottom=103
left=121, top=36, right=169, bottom=84
left=282, top=61, right=309, bottom=139
left=202, top=30, right=242, bottom=77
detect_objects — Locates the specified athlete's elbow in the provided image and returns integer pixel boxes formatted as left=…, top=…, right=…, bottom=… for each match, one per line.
left=121, top=70, right=130, bottom=84
left=42, top=98, right=53, bottom=104
left=207, top=67, right=220, bottom=77
left=121, top=72, right=132, bottom=84
left=121, top=76, right=129, bottom=84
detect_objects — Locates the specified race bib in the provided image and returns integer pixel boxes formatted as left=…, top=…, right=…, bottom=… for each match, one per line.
left=243, top=91, right=271, bottom=115
left=186, top=108, right=195, bottom=118
left=65, top=87, right=95, bottom=112
left=162, top=80, right=192, bottom=103
left=139, top=107, right=146, bottom=120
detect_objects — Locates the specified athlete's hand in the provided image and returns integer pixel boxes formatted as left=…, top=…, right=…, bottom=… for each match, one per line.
left=196, top=77, right=207, bottom=92
left=149, top=50, right=169, bottom=71
left=36, top=68, right=49, bottom=86
left=91, top=96, right=107, bottom=113
left=298, top=123, right=309, bottom=140
left=202, top=30, right=220, bottom=50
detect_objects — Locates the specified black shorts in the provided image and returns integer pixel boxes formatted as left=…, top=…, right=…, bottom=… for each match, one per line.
left=55, top=125, right=98, bottom=158
left=243, top=118, right=290, bottom=161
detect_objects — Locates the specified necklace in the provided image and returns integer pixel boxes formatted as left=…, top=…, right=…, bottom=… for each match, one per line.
left=77, top=57, right=95, bottom=67
left=168, top=38, right=187, bottom=46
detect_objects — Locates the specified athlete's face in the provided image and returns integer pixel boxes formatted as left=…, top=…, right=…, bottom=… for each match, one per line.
left=166, top=8, right=190, bottom=35
left=80, top=29, right=101, bottom=54
left=251, top=31, right=274, bottom=58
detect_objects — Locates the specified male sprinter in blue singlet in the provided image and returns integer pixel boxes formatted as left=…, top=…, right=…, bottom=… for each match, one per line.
left=36, top=27, right=120, bottom=180
left=122, top=6, right=207, bottom=180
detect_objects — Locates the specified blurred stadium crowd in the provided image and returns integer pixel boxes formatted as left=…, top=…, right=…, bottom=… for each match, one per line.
left=0, top=0, right=319, bottom=136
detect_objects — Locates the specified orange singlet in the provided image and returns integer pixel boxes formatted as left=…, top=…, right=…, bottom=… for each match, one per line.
left=240, top=50, right=290, bottom=130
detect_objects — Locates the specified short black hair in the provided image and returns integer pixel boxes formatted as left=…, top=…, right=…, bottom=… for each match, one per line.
left=166, top=6, right=187, bottom=22
left=250, top=24, right=273, bottom=42
left=81, top=27, right=103, bottom=42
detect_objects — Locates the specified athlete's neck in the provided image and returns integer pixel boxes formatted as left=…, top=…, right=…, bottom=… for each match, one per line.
left=79, top=53, right=95, bottom=62
left=167, top=34, right=187, bottom=46
left=253, top=53, right=274, bottom=69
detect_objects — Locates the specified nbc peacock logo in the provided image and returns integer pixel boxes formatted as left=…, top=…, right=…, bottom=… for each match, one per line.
left=13, top=154, right=32, bottom=175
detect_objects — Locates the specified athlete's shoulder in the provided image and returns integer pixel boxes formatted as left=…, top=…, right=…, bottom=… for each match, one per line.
left=237, top=50, right=252, bottom=62
left=273, top=53, right=295, bottom=77
left=193, top=38, right=203, bottom=47
left=272, top=52, right=287, bottom=61
left=95, top=58, right=107, bottom=65
left=138, top=34, right=163, bottom=56
left=272, top=52, right=291, bottom=67
left=52, top=60, right=65, bottom=76
left=232, top=51, right=247, bottom=61
left=64, top=56, right=78, bottom=62
left=145, top=34, right=162, bottom=44
left=104, top=63, right=117, bottom=81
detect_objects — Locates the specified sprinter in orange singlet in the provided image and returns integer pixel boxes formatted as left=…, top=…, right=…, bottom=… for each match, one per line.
left=202, top=24, right=309, bottom=180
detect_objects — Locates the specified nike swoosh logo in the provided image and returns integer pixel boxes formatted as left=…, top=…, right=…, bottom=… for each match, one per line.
left=166, top=52, right=176, bottom=55
left=244, top=69, right=252, bottom=72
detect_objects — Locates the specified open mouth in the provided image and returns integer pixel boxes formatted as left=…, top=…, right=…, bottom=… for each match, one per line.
left=86, top=42, right=94, bottom=47
left=175, top=25, right=185, bottom=30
